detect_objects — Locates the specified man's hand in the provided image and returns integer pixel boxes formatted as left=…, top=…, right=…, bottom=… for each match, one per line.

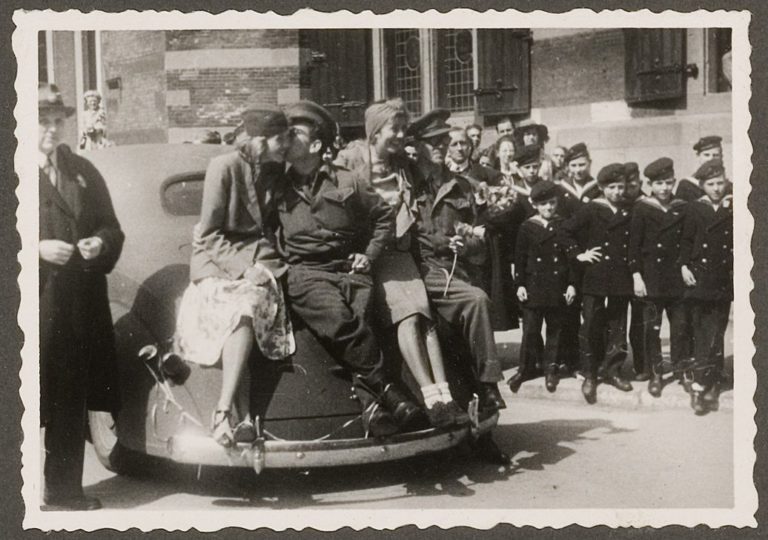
left=681, top=265, right=697, bottom=287
left=565, top=285, right=577, bottom=305
left=633, top=273, right=647, bottom=297
left=576, top=247, right=602, bottom=264
left=448, top=235, right=465, bottom=255
left=39, top=239, right=75, bottom=266
left=77, top=236, right=103, bottom=260
left=348, top=253, right=371, bottom=274
left=517, top=286, right=528, bottom=303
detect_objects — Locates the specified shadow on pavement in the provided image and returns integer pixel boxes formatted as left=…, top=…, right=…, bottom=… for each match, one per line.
left=86, top=416, right=634, bottom=509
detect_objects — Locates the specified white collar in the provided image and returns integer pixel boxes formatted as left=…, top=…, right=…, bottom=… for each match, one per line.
left=449, top=160, right=470, bottom=174
left=39, top=149, right=56, bottom=169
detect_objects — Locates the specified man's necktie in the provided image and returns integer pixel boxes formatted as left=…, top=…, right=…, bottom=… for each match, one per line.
left=43, top=156, right=58, bottom=189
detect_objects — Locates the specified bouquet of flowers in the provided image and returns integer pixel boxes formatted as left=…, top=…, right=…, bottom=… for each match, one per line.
left=475, top=181, right=518, bottom=212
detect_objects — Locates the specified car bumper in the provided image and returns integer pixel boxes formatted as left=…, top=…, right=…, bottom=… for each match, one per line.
left=166, top=413, right=499, bottom=473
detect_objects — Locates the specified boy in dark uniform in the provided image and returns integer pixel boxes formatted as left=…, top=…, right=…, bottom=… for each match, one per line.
left=675, top=136, right=723, bottom=202
left=508, top=181, right=579, bottom=393
left=629, top=158, right=689, bottom=397
left=558, top=142, right=601, bottom=207
left=624, top=162, right=649, bottom=381
left=679, top=159, right=733, bottom=415
left=563, top=163, right=635, bottom=404
left=278, top=100, right=425, bottom=436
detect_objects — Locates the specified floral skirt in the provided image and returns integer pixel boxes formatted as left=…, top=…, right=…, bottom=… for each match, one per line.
left=175, top=264, right=295, bottom=366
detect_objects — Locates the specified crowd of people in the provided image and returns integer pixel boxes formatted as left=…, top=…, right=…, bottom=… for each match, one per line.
left=38, top=80, right=733, bottom=510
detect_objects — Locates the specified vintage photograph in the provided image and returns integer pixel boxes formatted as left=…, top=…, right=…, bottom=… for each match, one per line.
left=14, top=8, right=755, bottom=531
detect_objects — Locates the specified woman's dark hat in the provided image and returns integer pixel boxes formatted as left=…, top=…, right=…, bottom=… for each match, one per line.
left=407, top=108, right=451, bottom=140
left=242, top=106, right=289, bottom=138
left=38, top=83, right=75, bottom=117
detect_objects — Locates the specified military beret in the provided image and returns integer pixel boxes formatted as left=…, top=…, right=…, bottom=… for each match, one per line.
left=693, top=135, right=723, bottom=153
left=530, top=180, right=559, bottom=203
left=407, top=108, right=451, bottom=140
left=565, top=142, right=590, bottom=163
left=643, top=157, right=675, bottom=181
left=39, top=83, right=76, bottom=117
left=623, top=162, right=639, bottom=178
left=284, top=100, right=337, bottom=146
left=597, top=163, right=627, bottom=186
left=513, top=144, right=541, bottom=167
left=693, top=158, right=726, bottom=183
left=242, top=106, right=289, bottom=139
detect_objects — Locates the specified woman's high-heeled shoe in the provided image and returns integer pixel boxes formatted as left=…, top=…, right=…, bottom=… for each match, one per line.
left=212, top=409, right=234, bottom=448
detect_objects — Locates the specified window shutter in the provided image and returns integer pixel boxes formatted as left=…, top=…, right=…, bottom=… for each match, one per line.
left=305, top=29, right=373, bottom=127
left=624, top=28, right=687, bottom=104
left=475, top=29, right=531, bottom=116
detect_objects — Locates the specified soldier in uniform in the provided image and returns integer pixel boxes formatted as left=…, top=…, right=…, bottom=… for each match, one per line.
left=276, top=100, right=425, bottom=436
left=624, top=162, right=649, bottom=381
left=679, top=159, right=733, bottom=415
left=675, top=135, right=723, bottom=202
left=508, top=181, right=579, bottom=393
left=628, top=158, right=689, bottom=397
left=563, top=164, right=635, bottom=404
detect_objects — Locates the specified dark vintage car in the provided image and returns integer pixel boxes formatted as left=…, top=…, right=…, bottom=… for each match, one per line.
left=85, top=143, right=498, bottom=476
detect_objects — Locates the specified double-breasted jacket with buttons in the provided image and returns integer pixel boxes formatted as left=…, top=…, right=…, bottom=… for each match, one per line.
left=563, top=198, right=634, bottom=297
left=557, top=175, right=601, bottom=207
left=275, top=163, right=394, bottom=272
left=627, top=196, right=687, bottom=298
left=679, top=195, right=733, bottom=302
left=39, top=144, right=125, bottom=421
left=514, top=215, right=579, bottom=308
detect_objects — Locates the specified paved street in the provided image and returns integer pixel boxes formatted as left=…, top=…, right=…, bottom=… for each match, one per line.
left=80, top=386, right=733, bottom=510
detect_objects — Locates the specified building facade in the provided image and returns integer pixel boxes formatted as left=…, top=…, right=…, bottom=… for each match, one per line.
left=41, top=27, right=732, bottom=176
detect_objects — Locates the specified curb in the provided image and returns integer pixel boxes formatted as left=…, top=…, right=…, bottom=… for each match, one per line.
left=499, top=373, right=734, bottom=412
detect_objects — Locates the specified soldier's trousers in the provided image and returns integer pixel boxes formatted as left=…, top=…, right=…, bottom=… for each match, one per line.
left=639, top=297, right=688, bottom=376
left=286, top=266, right=386, bottom=401
left=629, top=298, right=647, bottom=375
left=689, top=300, right=731, bottom=387
left=520, top=307, right=564, bottom=374
left=421, top=266, right=503, bottom=383
left=580, top=295, right=629, bottom=378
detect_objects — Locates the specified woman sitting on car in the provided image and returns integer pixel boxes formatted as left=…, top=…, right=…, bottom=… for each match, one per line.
left=335, top=98, right=469, bottom=428
left=175, top=107, right=296, bottom=447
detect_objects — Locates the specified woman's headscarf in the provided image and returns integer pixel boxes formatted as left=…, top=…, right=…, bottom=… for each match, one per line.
left=365, top=98, right=409, bottom=143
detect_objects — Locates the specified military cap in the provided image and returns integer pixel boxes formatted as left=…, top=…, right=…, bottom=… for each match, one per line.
left=693, top=135, right=723, bottom=153
left=693, top=158, right=726, bottom=183
left=565, top=142, right=590, bottom=163
left=513, top=144, right=541, bottom=167
left=623, top=162, right=639, bottom=178
left=38, top=83, right=75, bottom=117
left=530, top=180, right=559, bottom=203
left=407, top=108, right=451, bottom=140
left=242, top=106, right=289, bottom=139
left=284, top=100, right=337, bottom=147
left=597, top=163, right=627, bottom=186
left=643, top=157, right=675, bottom=182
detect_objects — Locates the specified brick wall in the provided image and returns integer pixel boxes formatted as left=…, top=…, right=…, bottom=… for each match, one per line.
left=167, top=29, right=298, bottom=50
left=101, top=31, right=168, bottom=144
left=531, top=29, right=625, bottom=108
left=165, top=29, right=300, bottom=131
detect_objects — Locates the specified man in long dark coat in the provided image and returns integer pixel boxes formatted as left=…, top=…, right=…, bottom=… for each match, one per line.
left=38, top=84, right=124, bottom=510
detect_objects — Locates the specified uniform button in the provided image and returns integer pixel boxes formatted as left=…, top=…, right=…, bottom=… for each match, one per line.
left=605, top=255, right=611, bottom=260
left=657, top=258, right=662, bottom=262
left=723, top=244, right=727, bottom=248
left=624, top=231, right=629, bottom=236
left=702, top=258, right=708, bottom=263
left=604, top=241, right=609, bottom=246
left=657, top=243, right=662, bottom=248
left=623, top=244, right=627, bottom=248
left=703, top=243, right=708, bottom=248
left=537, top=257, right=542, bottom=262
left=553, top=257, right=559, bottom=262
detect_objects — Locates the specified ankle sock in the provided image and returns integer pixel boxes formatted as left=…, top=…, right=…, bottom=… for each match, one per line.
left=435, top=381, right=453, bottom=403
left=421, top=383, right=442, bottom=408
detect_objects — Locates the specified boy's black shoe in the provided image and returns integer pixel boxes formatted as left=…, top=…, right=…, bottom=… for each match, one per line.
left=582, top=378, right=598, bottom=404
left=507, top=372, right=526, bottom=393
left=690, top=391, right=709, bottom=416
left=647, top=374, right=663, bottom=397
left=606, top=374, right=633, bottom=392
left=382, top=385, right=429, bottom=431
left=362, top=402, right=399, bottom=437
left=544, top=365, right=559, bottom=393
left=701, top=382, right=721, bottom=412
